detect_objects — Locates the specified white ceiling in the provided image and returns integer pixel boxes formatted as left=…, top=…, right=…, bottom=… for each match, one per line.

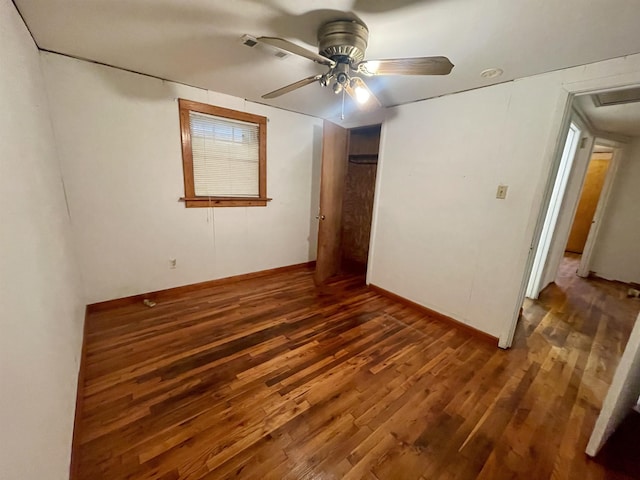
left=575, top=93, right=640, bottom=138
left=15, top=0, right=640, bottom=119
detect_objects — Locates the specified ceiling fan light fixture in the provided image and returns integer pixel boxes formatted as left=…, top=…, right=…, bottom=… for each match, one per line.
left=336, top=71, right=349, bottom=85
left=355, top=85, right=371, bottom=104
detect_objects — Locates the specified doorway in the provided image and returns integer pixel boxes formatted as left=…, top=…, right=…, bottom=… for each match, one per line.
left=526, top=119, right=585, bottom=299
left=340, top=125, right=381, bottom=274
left=576, top=141, right=624, bottom=278
left=505, top=84, right=640, bottom=350
left=314, top=121, right=381, bottom=284
left=566, top=147, right=613, bottom=255
left=525, top=132, right=624, bottom=302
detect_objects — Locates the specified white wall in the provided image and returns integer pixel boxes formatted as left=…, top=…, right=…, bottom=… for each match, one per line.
left=587, top=312, right=640, bottom=456
left=0, top=1, right=85, bottom=479
left=589, top=137, right=640, bottom=284
left=369, top=53, right=640, bottom=342
left=41, top=53, right=323, bottom=304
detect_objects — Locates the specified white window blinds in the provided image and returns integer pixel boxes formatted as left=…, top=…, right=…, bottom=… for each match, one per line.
left=189, top=111, right=260, bottom=197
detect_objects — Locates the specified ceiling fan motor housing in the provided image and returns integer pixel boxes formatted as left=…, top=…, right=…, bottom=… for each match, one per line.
left=318, top=20, right=369, bottom=63
left=260, top=17, right=452, bottom=104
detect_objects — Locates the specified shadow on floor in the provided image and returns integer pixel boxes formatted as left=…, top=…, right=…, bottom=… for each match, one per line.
left=593, top=410, right=640, bottom=478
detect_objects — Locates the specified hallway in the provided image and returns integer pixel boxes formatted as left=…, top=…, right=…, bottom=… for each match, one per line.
left=521, top=252, right=637, bottom=361
left=517, top=252, right=640, bottom=475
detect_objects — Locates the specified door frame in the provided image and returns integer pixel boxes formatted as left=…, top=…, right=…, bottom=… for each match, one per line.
left=315, top=121, right=384, bottom=283
left=527, top=112, right=598, bottom=299
left=500, top=79, right=640, bottom=349
left=525, top=119, right=585, bottom=299
left=577, top=139, right=626, bottom=277
left=366, top=122, right=387, bottom=286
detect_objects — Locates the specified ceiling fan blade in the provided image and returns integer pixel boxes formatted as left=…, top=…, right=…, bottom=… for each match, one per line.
left=257, top=37, right=336, bottom=67
left=262, top=74, right=323, bottom=99
left=345, top=77, right=382, bottom=112
left=358, top=56, right=454, bottom=76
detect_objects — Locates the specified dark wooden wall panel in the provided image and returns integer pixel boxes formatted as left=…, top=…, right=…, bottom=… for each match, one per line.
left=341, top=125, right=381, bottom=268
left=341, top=162, right=378, bottom=266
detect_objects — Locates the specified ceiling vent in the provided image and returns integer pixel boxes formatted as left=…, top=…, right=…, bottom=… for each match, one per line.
left=593, top=87, right=640, bottom=107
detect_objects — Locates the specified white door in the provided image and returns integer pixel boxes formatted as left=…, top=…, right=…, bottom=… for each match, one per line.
left=535, top=126, right=596, bottom=292
left=587, top=312, right=640, bottom=456
left=526, top=122, right=582, bottom=299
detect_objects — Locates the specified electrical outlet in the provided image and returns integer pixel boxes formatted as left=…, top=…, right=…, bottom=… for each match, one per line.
left=496, top=185, right=508, bottom=199
left=169, top=258, right=177, bottom=269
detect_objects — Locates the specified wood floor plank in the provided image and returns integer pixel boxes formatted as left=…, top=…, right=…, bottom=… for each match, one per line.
left=74, top=255, right=639, bottom=479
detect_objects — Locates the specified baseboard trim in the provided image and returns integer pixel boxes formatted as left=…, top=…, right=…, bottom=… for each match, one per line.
left=588, top=272, right=639, bottom=290
left=87, top=261, right=316, bottom=313
left=69, top=308, right=88, bottom=480
left=368, top=284, right=499, bottom=345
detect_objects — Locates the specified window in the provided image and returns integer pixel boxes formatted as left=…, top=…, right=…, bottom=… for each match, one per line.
left=178, top=99, right=269, bottom=207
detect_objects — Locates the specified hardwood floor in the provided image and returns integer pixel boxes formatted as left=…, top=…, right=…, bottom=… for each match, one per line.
left=75, top=254, right=639, bottom=479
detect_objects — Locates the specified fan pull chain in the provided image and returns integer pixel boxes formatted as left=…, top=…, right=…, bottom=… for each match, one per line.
left=341, top=88, right=345, bottom=120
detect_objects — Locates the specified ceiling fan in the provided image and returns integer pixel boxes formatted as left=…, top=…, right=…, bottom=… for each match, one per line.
left=255, top=19, right=454, bottom=111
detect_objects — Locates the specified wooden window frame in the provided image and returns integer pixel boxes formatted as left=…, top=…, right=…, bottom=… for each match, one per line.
left=178, top=98, right=270, bottom=207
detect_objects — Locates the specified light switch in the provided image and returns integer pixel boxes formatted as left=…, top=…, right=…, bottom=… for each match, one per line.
left=496, top=185, right=508, bottom=199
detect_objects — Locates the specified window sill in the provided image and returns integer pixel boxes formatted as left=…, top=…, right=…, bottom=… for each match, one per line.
left=180, top=197, right=272, bottom=207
